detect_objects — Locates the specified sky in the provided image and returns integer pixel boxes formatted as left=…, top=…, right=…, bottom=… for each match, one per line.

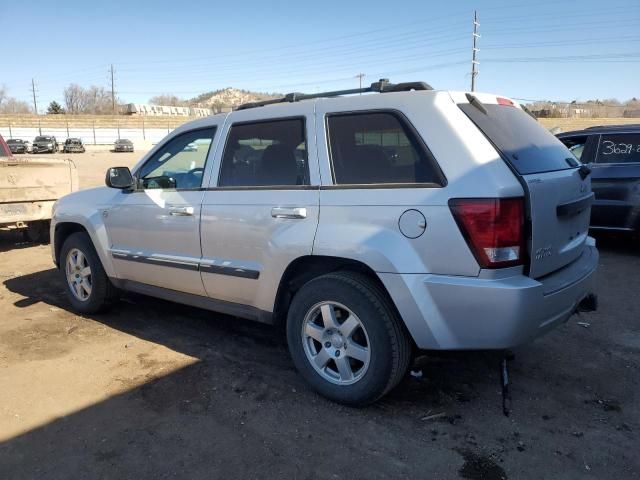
left=2, top=0, right=639, bottom=111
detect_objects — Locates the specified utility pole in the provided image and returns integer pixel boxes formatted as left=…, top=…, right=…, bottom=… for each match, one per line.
left=355, top=73, right=365, bottom=94
left=110, top=64, right=116, bottom=114
left=471, top=11, right=480, bottom=92
left=31, top=78, right=38, bottom=114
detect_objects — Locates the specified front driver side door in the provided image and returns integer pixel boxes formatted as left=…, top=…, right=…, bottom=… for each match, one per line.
left=104, top=126, right=219, bottom=296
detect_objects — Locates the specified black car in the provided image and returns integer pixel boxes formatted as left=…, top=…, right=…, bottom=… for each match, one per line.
left=32, top=135, right=58, bottom=153
left=6, top=138, right=31, bottom=154
left=114, top=139, right=134, bottom=152
left=557, top=125, right=640, bottom=233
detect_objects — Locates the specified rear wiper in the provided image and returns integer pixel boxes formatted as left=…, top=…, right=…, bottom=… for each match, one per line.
left=465, top=93, right=488, bottom=114
left=578, top=164, right=591, bottom=180
left=565, top=157, right=591, bottom=179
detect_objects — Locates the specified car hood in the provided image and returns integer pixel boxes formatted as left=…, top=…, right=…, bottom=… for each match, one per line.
left=55, top=186, right=121, bottom=214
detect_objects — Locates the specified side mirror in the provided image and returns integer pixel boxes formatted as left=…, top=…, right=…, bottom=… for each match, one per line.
left=106, top=167, right=135, bottom=189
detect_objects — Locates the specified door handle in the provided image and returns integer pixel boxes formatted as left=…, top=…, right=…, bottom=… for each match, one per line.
left=168, top=206, right=194, bottom=216
left=271, top=207, right=307, bottom=219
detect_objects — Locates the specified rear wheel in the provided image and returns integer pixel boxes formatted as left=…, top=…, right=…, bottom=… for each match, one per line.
left=286, top=272, right=411, bottom=406
left=60, top=232, right=117, bottom=313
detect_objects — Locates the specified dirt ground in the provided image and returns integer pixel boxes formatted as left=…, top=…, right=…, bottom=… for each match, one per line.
left=0, top=151, right=638, bottom=479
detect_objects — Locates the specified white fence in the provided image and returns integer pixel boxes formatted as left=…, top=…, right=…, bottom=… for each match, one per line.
left=0, top=126, right=176, bottom=145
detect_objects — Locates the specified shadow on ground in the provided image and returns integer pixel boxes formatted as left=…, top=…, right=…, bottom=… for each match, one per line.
left=1, top=233, right=638, bottom=478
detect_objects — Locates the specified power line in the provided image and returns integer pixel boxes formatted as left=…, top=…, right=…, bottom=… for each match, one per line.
left=483, top=35, right=640, bottom=50
left=483, top=52, right=640, bottom=63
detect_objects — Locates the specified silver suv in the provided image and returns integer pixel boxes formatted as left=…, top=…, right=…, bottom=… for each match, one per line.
left=51, top=80, right=598, bottom=405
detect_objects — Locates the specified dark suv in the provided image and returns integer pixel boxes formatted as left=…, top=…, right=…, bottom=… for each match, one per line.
left=557, top=125, right=640, bottom=233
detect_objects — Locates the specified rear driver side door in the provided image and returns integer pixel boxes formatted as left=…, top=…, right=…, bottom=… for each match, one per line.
left=199, top=104, right=320, bottom=317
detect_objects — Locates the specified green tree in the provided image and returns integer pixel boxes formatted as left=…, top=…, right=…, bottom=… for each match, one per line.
left=47, top=101, right=65, bottom=114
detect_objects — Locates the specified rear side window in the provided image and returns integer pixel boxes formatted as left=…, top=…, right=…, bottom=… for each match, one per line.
left=219, top=118, right=308, bottom=187
left=596, top=133, right=640, bottom=164
left=559, top=135, right=589, bottom=162
left=460, top=102, right=574, bottom=175
left=327, top=111, right=444, bottom=185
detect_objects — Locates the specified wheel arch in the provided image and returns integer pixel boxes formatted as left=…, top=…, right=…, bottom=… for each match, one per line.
left=53, top=222, right=90, bottom=267
left=272, top=256, right=413, bottom=345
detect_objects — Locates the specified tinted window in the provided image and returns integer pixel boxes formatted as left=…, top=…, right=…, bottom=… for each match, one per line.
left=327, top=112, right=443, bottom=185
left=138, top=127, right=216, bottom=189
left=596, top=134, right=640, bottom=164
left=219, top=118, right=308, bottom=187
left=460, top=103, right=574, bottom=175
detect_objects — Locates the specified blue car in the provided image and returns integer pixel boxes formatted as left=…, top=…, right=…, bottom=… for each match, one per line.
left=557, top=125, right=640, bottom=234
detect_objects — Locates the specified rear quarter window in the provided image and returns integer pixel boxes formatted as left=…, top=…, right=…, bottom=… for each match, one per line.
left=326, top=111, right=445, bottom=186
left=596, top=133, right=640, bottom=164
left=459, top=102, right=574, bottom=175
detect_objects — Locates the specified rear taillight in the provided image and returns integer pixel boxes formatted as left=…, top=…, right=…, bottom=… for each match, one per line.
left=449, top=197, right=525, bottom=269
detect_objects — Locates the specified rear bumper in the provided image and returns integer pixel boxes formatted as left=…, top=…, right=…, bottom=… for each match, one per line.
left=0, top=200, right=55, bottom=227
left=379, top=243, right=599, bottom=350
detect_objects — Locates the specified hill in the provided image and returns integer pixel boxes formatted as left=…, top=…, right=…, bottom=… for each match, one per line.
left=190, top=88, right=280, bottom=109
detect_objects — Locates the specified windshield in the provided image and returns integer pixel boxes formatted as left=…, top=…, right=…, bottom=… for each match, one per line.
left=7, top=139, right=21, bottom=144
left=35, top=136, right=51, bottom=142
left=116, top=139, right=132, bottom=144
left=459, top=102, right=574, bottom=175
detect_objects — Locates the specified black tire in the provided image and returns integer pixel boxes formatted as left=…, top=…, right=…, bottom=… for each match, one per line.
left=59, top=232, right=118, bottom=314
left=286, top=271, right=411, bottom=406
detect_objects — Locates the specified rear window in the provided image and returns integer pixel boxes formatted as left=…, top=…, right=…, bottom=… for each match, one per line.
left=595, top=133, right=640, bottom=164
left=459, top=101, right=574, bottom=175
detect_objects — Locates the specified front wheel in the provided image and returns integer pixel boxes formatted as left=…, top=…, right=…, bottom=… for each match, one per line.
left=286, top=272, right=411, bottom=406
left=59, top=232, right=117, bottom=313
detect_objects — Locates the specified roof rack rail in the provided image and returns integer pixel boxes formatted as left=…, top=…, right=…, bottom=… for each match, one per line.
left=236, top=79, right=433, bottom=110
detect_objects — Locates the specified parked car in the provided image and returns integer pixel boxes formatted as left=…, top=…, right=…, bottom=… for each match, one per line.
left=63, top=138, right=86, bottom=153
left=114, top=139, right=134, bottom=152
left=50, top=80, right=598, bottom=405
left=557, top=125, right=640, bottom=234
left=32, top=135, right=58, bottom=153
left=6, top=139, right=32, bottom=154
left=1, top=134, right=78, bottom=242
